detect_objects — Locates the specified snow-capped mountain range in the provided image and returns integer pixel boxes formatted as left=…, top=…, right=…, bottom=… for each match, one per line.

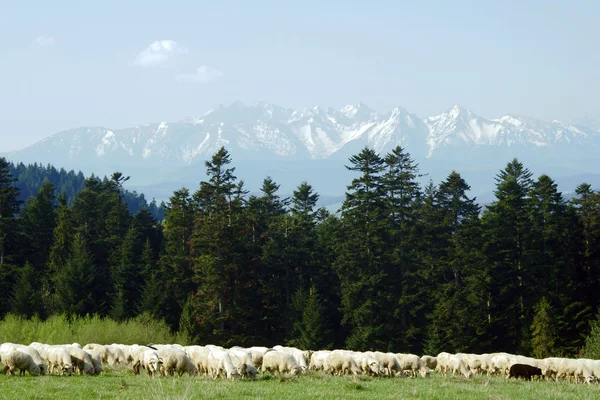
left=4, top=102, right=600, bottom=200
left=8, top=102, right=599, bottom=167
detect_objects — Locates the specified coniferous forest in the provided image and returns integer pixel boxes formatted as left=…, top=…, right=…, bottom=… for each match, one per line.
left=1, top=146, right=600, bottom=357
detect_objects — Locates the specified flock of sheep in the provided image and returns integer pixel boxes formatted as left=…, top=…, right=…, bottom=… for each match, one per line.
left=0, top=342, right=599, bottom=385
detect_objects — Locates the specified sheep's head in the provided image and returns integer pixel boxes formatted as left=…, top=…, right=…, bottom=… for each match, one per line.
left=246, top=365, right=257, bottom=380
left=63, top=363, right=73, bottom=376
left=291, top=366, right=302, bottom=375
left=368, top=360, right=382, bottom=375
left=586, top=376, right=597, bottom=384
left=228, top=370, right=241, bottom=381
left=84, top=364, right=95, bottom=376
left=30, top=363, right=41, bottom=376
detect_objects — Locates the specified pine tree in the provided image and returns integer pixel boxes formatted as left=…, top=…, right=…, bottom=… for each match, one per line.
left=289, top=285, right=332, bottom=350
left=192, top=147, right=248, bottom=344
left=53, top=232, right=97, bottom=317
left=160, top=188, right=195, bottom=329
left=0, top=158, right=21, bottom=316
left=336, top=147, right=390, bottom=350
left=10, top=262, right=40, bottom=318
left=382, top=146, right=424, bottom=351
left=481, top=158, right=534, bottom=353
left=110, top=226, right=142, bottom=320
left=530, top=297, right=557, bottom=359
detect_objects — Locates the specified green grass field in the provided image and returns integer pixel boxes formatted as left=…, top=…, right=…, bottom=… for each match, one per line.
left=1, top=367, right=599, bottom=400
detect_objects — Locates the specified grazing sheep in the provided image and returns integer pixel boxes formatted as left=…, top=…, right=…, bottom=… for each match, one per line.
left=309, top=350, right=332, bottom=371
left=47, top=347, right=74, bottom=376
left=556, top=359, right=597, bottom=384
left=14, top=346, right=47, bottom=376
left=66, top=346, right=95, bottom=375
left=185, top=346, right=212, bottom=375
left=159, top=349, right=198, bottom=377
left=509, top=363, right=542, bottom=381
left=352, top=352, right=384, bottom=376
left=373, top=352, right=402, bottom=377
left=396, top=354, right=431, bottom=378
left=448, top=355, right=471, bottom=378
left=247, top=347, right=271, bottom=370
left=421, top=355, right=437, bottom=370
left=85, top=350, right=103, bottom=375
left=229, top=348, right=257, bottom=379
left=325, top=351, right=362, bottom=376
left=262, top=350, right=302, bottom=376
left=273, top=346, right=310, bottom=371
left=2, top=349, right=41, bottom=376
left=208, top=349, right=241, bottom=380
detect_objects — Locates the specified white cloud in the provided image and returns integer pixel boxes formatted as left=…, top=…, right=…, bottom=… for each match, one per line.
left=36, top=36, right=55, bottom=47
left=175, top=66, right=223, bottom=83
left=133, top=40, right=189, bottom=67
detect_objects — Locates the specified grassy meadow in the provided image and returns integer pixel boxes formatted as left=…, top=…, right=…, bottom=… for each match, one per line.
left=1, top=368, right=599, bottom=400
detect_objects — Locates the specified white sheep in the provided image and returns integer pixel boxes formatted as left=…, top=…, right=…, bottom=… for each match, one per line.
left=229, top=348, right=258, bottom=379
left=208, top=349, right=241, bottom=380
left=66, top=346, right=95, bottom=375
left=325, top=351, right=362, bottom=376
left=309, top=350, right=332, bottom=371
left=421, top=355, right=437, bottom=370
left=141, top=349, right=162, bottom=377
left=47, top=347, right=73, bottom=376
left=273, top=346, right=309, bottom=371
left=396, top=353, right=430, bottom=378
left=247, top=346, right=271, bottom=370
left=262, top=350, right=302, bottom=376
left=2, top=349, right=41, bottom=376
left=352, top=352, right=384, bottom=376
left=159, top=348, right=198, bottom=377
left=448, top=355, right=471, bottom=378
left=185, top=345, right=212, bottom=375
left=85, top=349, right=103, bottom=375
left=373, top=352, right=402, bottom=376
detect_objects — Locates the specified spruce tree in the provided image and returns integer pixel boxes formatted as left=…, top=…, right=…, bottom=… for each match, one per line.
left=289, top=285, right=332, bottom=350
left=192, top=147, right=246, bottom=342
left=53, top=232, right=97, bottom=317
left=0, top=157, right=21, bottom=316
left=160, top=188, right=195, bottom=329
left=382, top=146, right=423, bottom=351
left=530, top=297, right=557, bottom=359
left=336, top=147, right=390, bottom=350
left=481, top=158, right=534, bottom=353
left=10, top=262, right=40, bottom=318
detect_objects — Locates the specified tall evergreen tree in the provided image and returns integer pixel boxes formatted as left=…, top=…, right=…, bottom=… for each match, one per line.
left=382, top=146, right=424, bottom=351
left=336, top=147, right=390, bottom=350
left=192, top=147, right=247, bottom=343
left=159, top=188, right=195, bottom=329
left=288, top=285, right=333, bottom=350
left=0, top=158, right=21, bottom=316
left=481, top=159, right=534, bottom=353
left=530, top=296, right=558, bottom=359
left=53, top=232, right=97, bottom=317
left=10, top=262, right=40, bottom=318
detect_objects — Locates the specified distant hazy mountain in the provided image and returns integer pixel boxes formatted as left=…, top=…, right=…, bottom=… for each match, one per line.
left=4, top=102, right=599, bottom=201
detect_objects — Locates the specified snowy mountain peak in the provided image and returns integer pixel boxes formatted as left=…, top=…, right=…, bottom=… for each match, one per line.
left=8, top=102, right=600, bottom=172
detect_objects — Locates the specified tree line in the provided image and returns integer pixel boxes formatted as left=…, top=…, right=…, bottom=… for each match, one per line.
left=8, top=162, right=165, bottom=220
left=0, top=146, right=599, bottom=358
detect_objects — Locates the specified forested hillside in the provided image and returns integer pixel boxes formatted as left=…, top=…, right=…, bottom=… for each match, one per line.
left=0, top=146, right=599, bottom=357
left=7, top=162, right=165, bottom=220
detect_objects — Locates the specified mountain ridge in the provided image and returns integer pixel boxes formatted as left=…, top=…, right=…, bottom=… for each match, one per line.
left=8, top=102, right=598, bottom=167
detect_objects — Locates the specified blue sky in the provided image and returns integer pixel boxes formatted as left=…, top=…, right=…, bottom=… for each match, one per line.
left=1, top=0, right=598, bottom=151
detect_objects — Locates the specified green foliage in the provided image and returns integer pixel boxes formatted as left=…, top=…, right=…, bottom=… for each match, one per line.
left=530, top=297, right=558, bottom=359
left=0, top=313, right=179, bottom=345
left=583, top=311, right=600, bottom=359
left=289, top=286, right=333, bottom=350
left=2, top=148, right=600, bottom=357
